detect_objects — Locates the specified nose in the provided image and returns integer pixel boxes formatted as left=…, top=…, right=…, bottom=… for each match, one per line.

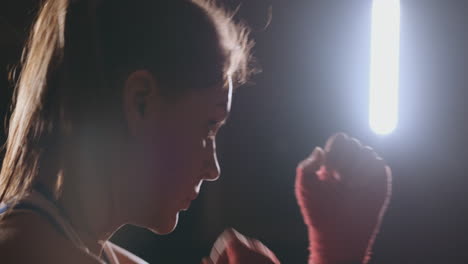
left=202, top=137, right=220, bottom=181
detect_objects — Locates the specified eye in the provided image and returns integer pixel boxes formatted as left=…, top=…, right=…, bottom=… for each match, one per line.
left=207, top=120, right=220, bottom=138
left=208, top=120, right=218, bottom=127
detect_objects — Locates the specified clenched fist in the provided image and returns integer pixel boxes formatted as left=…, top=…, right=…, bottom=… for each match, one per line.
left=295, top=133, right=392, bottom=264
left=201, top=229, right=280, bottom=264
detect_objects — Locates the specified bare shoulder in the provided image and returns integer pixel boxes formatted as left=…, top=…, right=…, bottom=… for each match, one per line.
left=0, top=211, right=102, bottom=264
left=104, top=241, right=149, bottom=264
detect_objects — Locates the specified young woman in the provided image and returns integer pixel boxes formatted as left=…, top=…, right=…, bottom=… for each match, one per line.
left=0, top=0, right=391, bottom=263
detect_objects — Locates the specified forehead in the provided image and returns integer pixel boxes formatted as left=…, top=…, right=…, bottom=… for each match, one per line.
left=193, top=76, right=233, bottom=111
left=213, top=76, right=233, bottom=113
left=175, top=76, right=233, bottom=117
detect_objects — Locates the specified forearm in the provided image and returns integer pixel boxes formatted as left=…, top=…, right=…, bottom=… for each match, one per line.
left=309, top=252, right=366, bottom=264
left=307, top=229, right=372, bottom=264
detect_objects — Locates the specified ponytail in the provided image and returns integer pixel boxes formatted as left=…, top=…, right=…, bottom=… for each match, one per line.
left=0, top=0, right=69, bottom=204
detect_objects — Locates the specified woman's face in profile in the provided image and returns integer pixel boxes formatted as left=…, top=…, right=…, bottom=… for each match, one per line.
left=122, top=76, right=232, bottom=234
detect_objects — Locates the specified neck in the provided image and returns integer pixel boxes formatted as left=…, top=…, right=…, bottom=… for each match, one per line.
left=57, top=170, right=121, bottom=257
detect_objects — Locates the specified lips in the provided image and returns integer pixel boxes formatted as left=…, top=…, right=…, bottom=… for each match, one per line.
left=191, top=182, right=202, bottom=200
left=190, top=192, right=199, bottom=201
left=180, top=183, right=201, bottom=211
left=181, top=199, right=191, bottom=211
left=180, top=192, right=199, bottom=211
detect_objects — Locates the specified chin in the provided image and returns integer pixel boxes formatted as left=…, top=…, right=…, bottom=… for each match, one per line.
left=148, top=212, right=179, bottom=235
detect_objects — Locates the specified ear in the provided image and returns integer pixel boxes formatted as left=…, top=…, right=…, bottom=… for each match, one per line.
left=123, top=70, right=158, bottom=137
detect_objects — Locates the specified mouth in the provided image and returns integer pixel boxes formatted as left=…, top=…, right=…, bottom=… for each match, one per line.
left=190, top=192, right=199, bottom=201
left=181, top=191, right=199, bottom=211
left=180, top=199, right=191, bottom=211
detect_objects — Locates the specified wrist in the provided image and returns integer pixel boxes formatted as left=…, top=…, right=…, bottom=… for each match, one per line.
left=307, top=229, right=372, bottom=264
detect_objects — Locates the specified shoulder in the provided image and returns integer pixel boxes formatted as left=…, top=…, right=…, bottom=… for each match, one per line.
left=103, top=241, right=149, bottom=264
left=0, top=211, right=102, bottom=264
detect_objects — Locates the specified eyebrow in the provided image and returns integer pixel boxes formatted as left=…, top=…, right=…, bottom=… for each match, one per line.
left=219, top=118, right=229, bottom=126
left=215, top=104, right=230, bottom=125
left=216, top=101, right=228, bottom=107
left=219, top=114, right=229, bottom=126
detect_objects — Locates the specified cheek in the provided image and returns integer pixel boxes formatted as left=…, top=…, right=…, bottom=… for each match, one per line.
left=159, top=132, right=203, bottom=175
left=138, top=129, right=205, bottom=199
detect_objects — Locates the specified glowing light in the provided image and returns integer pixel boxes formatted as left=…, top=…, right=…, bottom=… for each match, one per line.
left=369, top=0, right=401, bottom=135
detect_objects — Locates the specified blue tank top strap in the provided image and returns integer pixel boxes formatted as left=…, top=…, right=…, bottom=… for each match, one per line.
left=0, top=187, right=117, bottom=264
left=0, top=204, right=8, bottom=214
left=0, top=184, right=74, bottom=241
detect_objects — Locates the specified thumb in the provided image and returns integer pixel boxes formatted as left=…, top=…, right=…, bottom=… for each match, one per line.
left=296, top=147, right=326, bottom=184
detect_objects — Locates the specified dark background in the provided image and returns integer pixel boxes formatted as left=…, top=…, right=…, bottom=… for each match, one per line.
left=2, top=0, right=468, bottom=263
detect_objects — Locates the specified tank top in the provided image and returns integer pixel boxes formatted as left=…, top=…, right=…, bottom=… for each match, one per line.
left=0, top=187, right=120, bottom=264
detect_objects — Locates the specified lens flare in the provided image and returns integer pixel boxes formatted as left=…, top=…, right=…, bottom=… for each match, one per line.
left=369, top=0, right=401, bottom=135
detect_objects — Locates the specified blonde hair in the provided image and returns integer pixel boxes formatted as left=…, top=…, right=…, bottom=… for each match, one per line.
left=0, top=0, right=254, bottom=204
left=1, top=0, right=68, bottom=203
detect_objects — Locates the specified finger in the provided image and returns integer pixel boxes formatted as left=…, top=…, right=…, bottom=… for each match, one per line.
left=211, top=228, right=265, bottom=264
left=297, top=147, right=325, bottom=174
left=210, top=230, right=231, bottom=264
left=380, top=165, right=393, bottom=216
left=362, top=146, right=379, bottom=159
left=324, top=133, right=349, bottom=164
left=373, top=165, right=393, bottom=222
left=229, top=228, right=252, bottom=248
left=384, top=165, right=393, bottom=199
left=351, top=145, right=381, bottom=174
left=251, top=240, right=281, bottom=264
left=324, top=133, right=362, bottom=170
left=221, top=229, right=255, bottom=262
left=336, top=137, right=362, bottom=174
left=223, top=233, right=280, bottom=264
left=215, top=251, right=229, bottom=264
left=201, top=257, right=215, bottom=264
left=324, top=132, right=349, bottom=153
left=350, top=155, right=388, bottom=193
left=214, top=228, right=252, bottom=253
